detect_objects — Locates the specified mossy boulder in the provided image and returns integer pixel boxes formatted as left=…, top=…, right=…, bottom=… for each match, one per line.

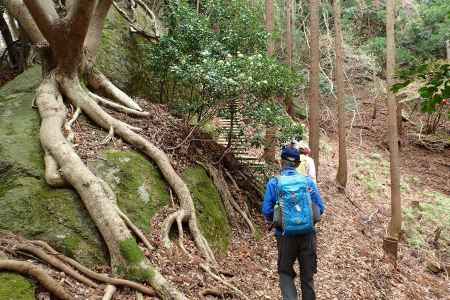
left=88, top=149, right=170, bottom=232
left=183, top=167, right=231, bottom=255
left=0, top=273, right=35, bottom=300
left=0, top=66, right=106, bottom=267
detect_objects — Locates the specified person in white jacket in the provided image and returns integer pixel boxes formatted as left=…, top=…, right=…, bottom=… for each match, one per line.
left=292, top=140, right=317, bottom=182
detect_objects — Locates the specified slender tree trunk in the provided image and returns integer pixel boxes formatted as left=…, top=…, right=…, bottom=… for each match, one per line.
left=284, top=0, right=294, bottom=116
left=263, top=0, right=277, bottom=162
left=383, top=0, right=402, bottom=260
left=333, top=0, right=347, bottom=188
left=308, top=0, right=321, bottom=177
left=265, top=0, right=274, bottom=55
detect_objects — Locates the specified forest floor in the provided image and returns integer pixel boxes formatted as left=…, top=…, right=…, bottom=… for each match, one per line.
left=1, top=73, right=449, bottom=299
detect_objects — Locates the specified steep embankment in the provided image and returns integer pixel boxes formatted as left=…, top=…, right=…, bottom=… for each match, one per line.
left=0, top=67, right=231, bottom=299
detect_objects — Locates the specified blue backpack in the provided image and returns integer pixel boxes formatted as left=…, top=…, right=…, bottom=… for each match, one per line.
left=273, top=174, right=314, bottom=236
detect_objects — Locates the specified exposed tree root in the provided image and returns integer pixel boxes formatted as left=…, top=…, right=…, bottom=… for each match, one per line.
left=43, top=151, right=67, bottom=187
left=30, top=240, right=156, bottom=296
left=199, top=288, right=225, bottom=299
left=200, top=162, right=256, bottom=235
left=100, top=125, right=114, bottom=145
left=89, top=91, right=150, bottom=117
left=35, top=75, right=184, bottom=299
left=15, top=243, right=98, bottom=288
left=60, top=77, right=216, bottom=264
left=196, top=161, right=237, bottom=227
left=161, top=209, right=191, bottom=256
left=0, top=259, right=73, bottom=300
left=64, top=106, right=81, bottom=144
left=200, top=264, right=248, bottom=300
left=102, top=284, right=117, bottom=300
left=117, top=208, right=155, bottom=251
left=86, top=69, right=143, bottom=111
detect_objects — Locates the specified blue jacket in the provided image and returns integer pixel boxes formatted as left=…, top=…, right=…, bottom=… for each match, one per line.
left=262, top=167, right=325, bottom=236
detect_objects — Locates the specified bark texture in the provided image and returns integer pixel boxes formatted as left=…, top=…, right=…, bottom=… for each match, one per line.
left=333, top=0, right=348, bottom=188
left=385, top=0, right=402, bottom=242
left=308, top=0, right=321, bottom=177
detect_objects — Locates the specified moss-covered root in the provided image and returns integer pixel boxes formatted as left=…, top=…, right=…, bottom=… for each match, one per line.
left=0, top=259, right=73, bottom=300
left=118, top=238, right=187, bottom=300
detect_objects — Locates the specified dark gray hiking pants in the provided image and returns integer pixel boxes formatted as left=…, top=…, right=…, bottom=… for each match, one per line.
left=276, top=232, right=317, bottom=300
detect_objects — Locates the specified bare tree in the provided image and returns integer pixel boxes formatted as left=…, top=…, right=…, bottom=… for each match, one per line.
left=308, top=0, right=321, bottom=176
left=6, top=1, right=215, bottom=298
left=333, top=0, right=347, bottom=188
left=383, top=0, right=402, bottom=260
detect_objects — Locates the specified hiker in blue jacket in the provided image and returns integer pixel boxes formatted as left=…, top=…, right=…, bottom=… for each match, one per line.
left=262, top=147, right=325, bottom=300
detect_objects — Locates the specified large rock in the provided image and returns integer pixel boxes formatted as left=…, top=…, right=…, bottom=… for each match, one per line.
left=0, top=67, right=231, bottom=275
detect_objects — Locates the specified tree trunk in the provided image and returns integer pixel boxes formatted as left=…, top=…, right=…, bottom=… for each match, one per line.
left=308, top=0, right=321, bottom=178
left=333, top=0, right=347, bottom=188
left=446, top=40, right=450, bottom=62
left=0, top=12, right=18, bottom=67
left=265, top=0, right=274, bottom=56
left=263, top=0, right=277, bottom=162
left=7, top=1, right=211, bottom=298
left=284, top=0, right=294, bottom=116
left=384, top=0, right=402, bottom=259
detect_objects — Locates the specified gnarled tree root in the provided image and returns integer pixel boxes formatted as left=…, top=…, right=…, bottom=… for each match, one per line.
left=199, top=264, right=248, bottom=300
left=30, top=240, right=156, bottom=296
left=59, top=77, right=216, bottom=264
left=86, top=69, right=142, bottom=111
left=16, top=243, right=97, bottom=288
left=36, top=75, right=185, bottom=299
left=161, top=209, right=191, bottom=256
left=0, top=259, right=73, bottom=300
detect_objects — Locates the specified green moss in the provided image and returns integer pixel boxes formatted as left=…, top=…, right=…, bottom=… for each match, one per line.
left=0, top=69, right=106, bottom=267
left=119, top=238, right=145, bottom=264
left=183, top=166, right=231, bottom=255
left=89, top=150, right=170, bottom=233
left=118, top=238, right=155, bottom=282
left=0, top=273, right=35, bottom=300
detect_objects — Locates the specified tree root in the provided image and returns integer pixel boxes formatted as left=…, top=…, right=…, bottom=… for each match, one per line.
left=199, top=288, right=224, bottom=299
left=100, top=125, right=114, bottom=145
left=64, top=106, right=81, bottom=144
left=196, top=161, right=237, bottom=227
left=86, top=69, right=143, bottom=111
left=15, top=244, right=98, bottom=288
left=89, top=91, right=150, bottom=117
left=161, top=209, right=191, bottom=256
left=199, top=264, right=248, bottom=300
left=201, top=162, right=256, bottom=235
left=0, top=259, right=73, bottom=300
left=102, top=284, right=117, bottom=300
left=30, top=240, right=156, bottom=296
left=60, top=77, right=216, bottom=264
left=43, top=151, right=67, bottom=187
left=117, top=208, right=155, bottom=251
